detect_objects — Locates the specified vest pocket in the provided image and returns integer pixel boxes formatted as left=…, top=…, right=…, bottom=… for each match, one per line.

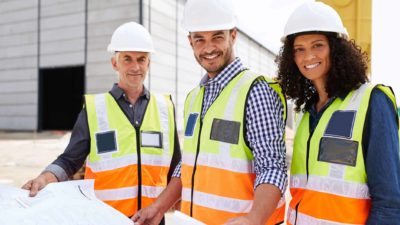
left=141, top=131, right=163, bottom=148
left=95, top=130, right=118, bottom=154
left=318, top=137, right=358, bottom=166
left=324, top=110, right=356, bottom=139
left=210, top=118, right=240, bottom=144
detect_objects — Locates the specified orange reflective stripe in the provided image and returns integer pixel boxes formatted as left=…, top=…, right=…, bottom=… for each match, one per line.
left=104, top=198, right=137, bottom=217
left=141, top=164, right=169, bottom=187
left=181, top=164, right=194, bottom=188
left=299, top=190, right=370, bottom=224
left=193, top=164, right=255, bottom=199
left=266, top=202, right=285, bottom=225
left=86, top=164, right=138, bottom=189
left=181, top=200, right=191, bottom=216
left=141, top=196, right=157, bottom=209
left=301, top=190, right=370, bottom=224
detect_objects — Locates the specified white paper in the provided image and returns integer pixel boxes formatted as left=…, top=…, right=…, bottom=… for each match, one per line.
left=141, top=132, right=162, bottom=147
left=165, top=211, right=206, bottom=225
left=0, top=180, right=134, bottom=225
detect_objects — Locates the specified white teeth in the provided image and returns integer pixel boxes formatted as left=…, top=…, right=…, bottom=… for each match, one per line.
left=204, top=54, right=218, bottom=59
left=305, top=63, right=320, bottom=69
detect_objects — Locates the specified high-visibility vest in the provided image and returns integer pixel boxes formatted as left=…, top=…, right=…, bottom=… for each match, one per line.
left=288, top=84, right=398, bottom=225
left=84, top=92, right=175, bottom=216
left=181, top=70, right=287, bottom=225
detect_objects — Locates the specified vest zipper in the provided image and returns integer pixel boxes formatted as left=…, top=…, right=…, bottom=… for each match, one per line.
left=190, top=120, right=203, bottom=217
left=135, top=126, right=142, bottom=210
left=306, top=129, right=314, bottom=180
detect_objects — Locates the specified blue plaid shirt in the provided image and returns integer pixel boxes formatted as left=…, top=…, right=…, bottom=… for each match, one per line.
left=173, top=58, right=287, bottom=193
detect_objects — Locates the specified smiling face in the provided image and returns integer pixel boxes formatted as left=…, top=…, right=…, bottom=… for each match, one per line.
left=293, top=34, right=331, bottom=89
left=112, top=51, right=150, bottom=91
left=188, top=29, right=236, bottom=78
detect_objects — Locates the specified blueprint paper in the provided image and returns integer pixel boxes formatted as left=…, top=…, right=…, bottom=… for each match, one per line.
left=0, top=180, right=133, bottom=225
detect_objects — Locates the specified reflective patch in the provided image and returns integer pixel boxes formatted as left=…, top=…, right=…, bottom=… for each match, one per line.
left=184, top=113, right=199, bottom=137
left=318, top=137, right=358, bottom=167
left=210, top=118, right=241, bottom=144
left=324, top=110, right=356, bottom=139
left=95, top=130, right=118, bottom=154
left=141, top=131, right=162, bottom=148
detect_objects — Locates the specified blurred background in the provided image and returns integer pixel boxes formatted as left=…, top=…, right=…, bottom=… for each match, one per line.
left=0, top=0, right=398, bottom=187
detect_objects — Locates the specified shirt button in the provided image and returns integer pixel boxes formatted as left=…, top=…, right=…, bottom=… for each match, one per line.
left=129, top=104, right=133, bottom=108
left=135, top=121, right=139, bottom=125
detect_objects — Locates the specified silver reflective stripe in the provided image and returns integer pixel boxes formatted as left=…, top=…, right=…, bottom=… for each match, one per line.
left=94, top=94, right=109, bottom=130
left=290, top=174, right=370, bottom=199
left=182, top=188, right=253, bottom=213
left=290, top=174, right=307, bottom=189
left=188, top=87, right=201, bottom=112
left=141, top=154, right=171, bottom=167
left=277, top=197, right=285, bottom=208
left=153, top=94, right=170, bottom=155
left=95, top=186, right=138, bottom=200
left=295, top=111, right=305, bottom=131
left=223, top=71, right=256, bottom=120
left=287, top=207, right=362, bottom=225
left=328, top=163, right=346, bottom=180
left=182, top=152, right=253, bottom=173
left=87, top=153, right=173, bottom=172
left=220, top=71, right=258, bottom=158
left=345, top=83, right=368, bottom=111
left=141, top=185, right=165, bottom=199
left=87, top=154, right=137, bottom=172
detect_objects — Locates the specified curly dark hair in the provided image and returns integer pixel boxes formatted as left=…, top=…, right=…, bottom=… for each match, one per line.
left=276, top=31, right=369, bottom=112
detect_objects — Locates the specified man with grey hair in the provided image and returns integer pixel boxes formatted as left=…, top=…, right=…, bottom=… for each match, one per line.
left=22, top=22, right=181, bottom=225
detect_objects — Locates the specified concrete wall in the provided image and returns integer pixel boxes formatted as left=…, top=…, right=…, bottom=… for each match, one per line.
left=0, top=0, right=39, bottom=130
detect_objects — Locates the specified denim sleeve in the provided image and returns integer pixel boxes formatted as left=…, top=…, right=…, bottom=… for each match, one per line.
left=45, top=108, right=90, bottom=181
left=364, top=89, right=400, bottom=224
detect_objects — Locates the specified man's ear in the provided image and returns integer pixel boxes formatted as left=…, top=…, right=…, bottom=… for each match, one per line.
left=230, top=28, right=237, bottom=44
left=188, top=34, right=194, bottom=48
left=111, top=55, right=118, bottom=70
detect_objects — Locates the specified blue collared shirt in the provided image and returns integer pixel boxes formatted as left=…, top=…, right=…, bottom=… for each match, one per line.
left=308, top=89, right=400, bottom=224
left=173, top=58, right=287, bottom=193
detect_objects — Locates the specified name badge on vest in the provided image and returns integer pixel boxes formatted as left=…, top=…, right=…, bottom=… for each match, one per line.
left=95, top=130, right=118, bottom=154
left=210, top=118, right=241, bottom=144
left=185, top=113, right=199, bottom=137
left=318, top=110, right=358, bottom=166
left=141, top=131, right=163, bottom=148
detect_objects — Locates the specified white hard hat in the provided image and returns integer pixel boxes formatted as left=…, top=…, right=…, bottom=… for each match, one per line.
left=182, top=0, right=237, bottom=32
left=107, top=22, right=155, bottom=53
left=282, top=2, right=348, bottom=42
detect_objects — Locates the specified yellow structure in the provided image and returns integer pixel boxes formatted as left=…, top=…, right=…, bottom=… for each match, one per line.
left=319, top=0, right=371, bottom=70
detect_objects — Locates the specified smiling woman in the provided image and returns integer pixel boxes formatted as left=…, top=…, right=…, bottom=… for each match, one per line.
left=276, top=2, right=400, bottom=225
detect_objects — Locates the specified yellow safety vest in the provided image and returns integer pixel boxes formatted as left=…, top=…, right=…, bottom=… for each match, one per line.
left=181, top=70, right=287, bottom=225
left=288, top=84, right=398, bottom=225
left=84, top=92, right=175, bottom=216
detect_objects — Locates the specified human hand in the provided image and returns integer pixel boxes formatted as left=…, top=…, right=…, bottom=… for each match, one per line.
left=223, top=216, right=258, bottom=225
left=131, top=204, right=164, bottom=225
left=21, top=171, right=58, bottom=197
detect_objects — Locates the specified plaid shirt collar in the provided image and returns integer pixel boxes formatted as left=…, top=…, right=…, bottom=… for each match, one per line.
left=199, top=57, right=246, bottom=88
